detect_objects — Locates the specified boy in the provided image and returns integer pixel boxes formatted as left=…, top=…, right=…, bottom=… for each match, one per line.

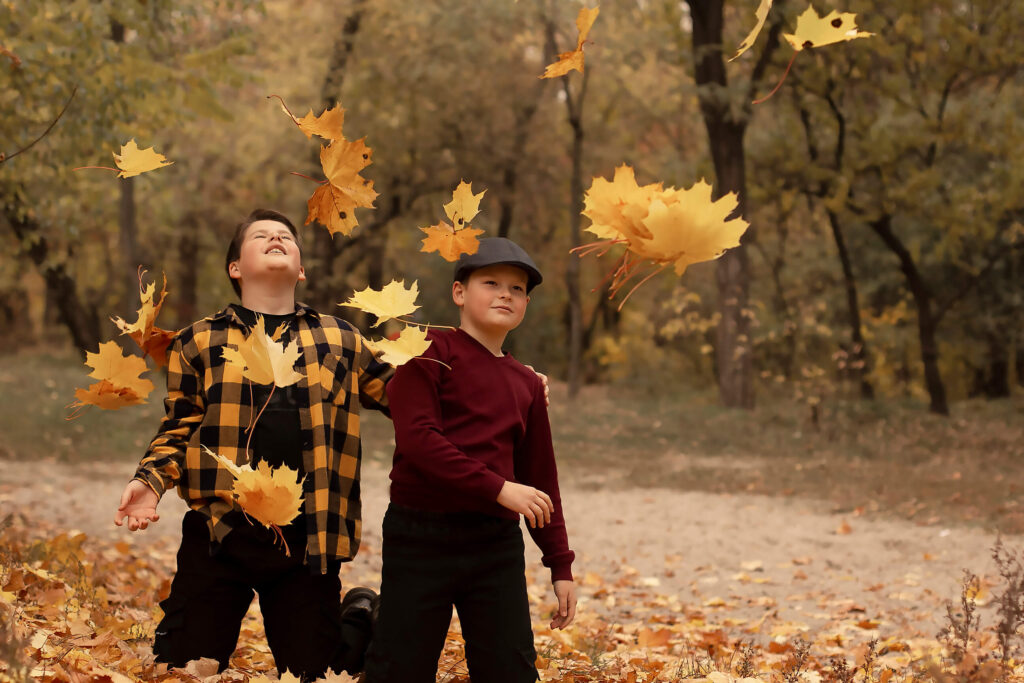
left=113, top=209, right=392, bottom=680
left=364, top=237, right=577, bottom=683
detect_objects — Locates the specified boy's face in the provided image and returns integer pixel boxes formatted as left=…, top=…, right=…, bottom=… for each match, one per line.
left=452, top=264, right=530, bottom=333
left=228, top=219, right=305, bottom=291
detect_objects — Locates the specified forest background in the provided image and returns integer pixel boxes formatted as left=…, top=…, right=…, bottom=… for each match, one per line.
left=3, top=0, right=1024, bottom=680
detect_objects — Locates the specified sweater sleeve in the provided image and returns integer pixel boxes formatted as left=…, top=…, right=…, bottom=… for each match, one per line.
left=134, top=333, right=201, bottom=497
left=516, top=377, right=575, bottom=583
left=387, top=334, right=508, bottom=502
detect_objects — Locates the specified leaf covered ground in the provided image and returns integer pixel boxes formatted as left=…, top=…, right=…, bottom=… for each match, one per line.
left=1, top=456, right=1018, bottom=683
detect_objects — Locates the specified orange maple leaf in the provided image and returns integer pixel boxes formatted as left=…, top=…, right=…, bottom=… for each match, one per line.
left=420, top=223, right=485, bottom=263
left=305, top=138, right=378, bottom=236
left=283, top=102, right=346, bottom=142
left=541, top=6, right=600, bottom=78
left=110, top=269, right=175, bottom=367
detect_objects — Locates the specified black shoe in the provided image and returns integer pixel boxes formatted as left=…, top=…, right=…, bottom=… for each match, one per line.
left=341, top=586, right=377, bottom=618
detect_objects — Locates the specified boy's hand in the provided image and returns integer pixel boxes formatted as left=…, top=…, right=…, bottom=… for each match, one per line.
left=115, top=480, right=160, bottom=531
left=496, top=481, right=553, bottom=528
left=550, top=580, right=577, bottom=630
left=524, top=365, right=550, bottom=406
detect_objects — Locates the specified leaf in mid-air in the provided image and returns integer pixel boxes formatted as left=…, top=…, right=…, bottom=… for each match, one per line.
left=222, top=317, right=304, bottom=387
left=68, top=341, right=155, bottom=416
left=443, top=180, right=486, bottom=228
left=729, top=0, right=774, bottom=61
left=110, top=270, right=175, bottom=366
left=541, top=6, right=600, bottom=78
left=207, top=448, right=304, bottom=529
left=283, top=102, right=346, bottom=142
left=366, top=326, right=433, bottom=366
left=783, top=6, right=874, bottom=50
left=638, top=180, right=749, bottom=275
left=305, top=138, right=378, bottom=236
left=420, top=223, right=485, bottom=262
left=575, top=166, right=749, bottom=305
left=112, top=139, right=173, bottom=178
left=341, top=279, right=421, bottom=327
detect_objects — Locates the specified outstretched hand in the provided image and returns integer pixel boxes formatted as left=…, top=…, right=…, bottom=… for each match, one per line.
left=550, top=580, right=577, bottom=630
left=496, top=481, right=553, bottom=528
left=114, top=480, right=160, bottom=531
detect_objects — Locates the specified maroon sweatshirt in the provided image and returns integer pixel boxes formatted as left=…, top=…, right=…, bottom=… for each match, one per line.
left=386, top=328, right=575, bottom=582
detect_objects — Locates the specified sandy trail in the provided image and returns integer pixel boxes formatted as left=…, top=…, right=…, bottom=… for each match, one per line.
left=0, top=457, right=1002, bottom=640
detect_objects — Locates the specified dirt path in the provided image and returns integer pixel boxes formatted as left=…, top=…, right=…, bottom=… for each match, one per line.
left=0, top=457, right=1003, bottom=640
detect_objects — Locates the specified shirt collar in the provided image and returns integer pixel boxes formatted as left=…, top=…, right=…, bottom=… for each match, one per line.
left=210, top=302, right=319, bottom=327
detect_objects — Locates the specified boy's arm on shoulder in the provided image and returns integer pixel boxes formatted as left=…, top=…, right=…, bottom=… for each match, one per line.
left=134, top=332, right=204, bottom=497
left=348, top=323, right=394, bottom=416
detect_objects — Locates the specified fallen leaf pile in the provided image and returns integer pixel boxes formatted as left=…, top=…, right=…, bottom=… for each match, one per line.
left=574, top=165, right=749, bottom=307
left=3, top=512, right=1015, bottom=683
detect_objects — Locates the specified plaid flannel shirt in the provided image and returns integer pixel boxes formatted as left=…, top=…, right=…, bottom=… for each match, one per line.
left=133, top=303, right=392, bottom=573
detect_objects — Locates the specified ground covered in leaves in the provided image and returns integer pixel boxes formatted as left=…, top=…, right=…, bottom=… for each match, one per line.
left=1, top=455, right=1019, bottom=682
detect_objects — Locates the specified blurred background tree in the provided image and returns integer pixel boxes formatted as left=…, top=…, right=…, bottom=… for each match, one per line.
left=2, top=0, right=1022, bottom=415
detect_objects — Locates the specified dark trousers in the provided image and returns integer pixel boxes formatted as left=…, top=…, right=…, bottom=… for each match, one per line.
left=153, top=511, right=370, bottom=680
left=363, top=503, right=539, bottom=683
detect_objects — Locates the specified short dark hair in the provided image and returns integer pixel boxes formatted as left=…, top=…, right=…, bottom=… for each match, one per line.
left=224, top=209, right=301, bottom=297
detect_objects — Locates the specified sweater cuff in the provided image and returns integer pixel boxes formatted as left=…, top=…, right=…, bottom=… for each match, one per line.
left=550, top=563, right=574, bottom=583
left=482, top=471, right=508, bottom=503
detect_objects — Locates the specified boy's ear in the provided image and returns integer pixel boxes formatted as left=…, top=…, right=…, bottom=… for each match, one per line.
left=298, top=265, right=306, bottom=282
left=228, top=260, right=241, bottom=280
left=452, top=281, right=465, bottom=307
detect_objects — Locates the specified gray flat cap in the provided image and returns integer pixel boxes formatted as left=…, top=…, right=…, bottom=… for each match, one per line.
left=453, top=237, right=543, bottom=292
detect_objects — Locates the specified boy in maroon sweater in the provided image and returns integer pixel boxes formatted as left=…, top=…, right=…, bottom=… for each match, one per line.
left=364, top=238, right=576, bottom=683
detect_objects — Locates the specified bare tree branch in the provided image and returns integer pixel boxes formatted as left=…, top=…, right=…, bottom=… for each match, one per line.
left=0, top=86, right=77, bottom=164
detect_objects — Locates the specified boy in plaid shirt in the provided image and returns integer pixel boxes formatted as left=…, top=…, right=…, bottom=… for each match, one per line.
left=114, top=209, right=392, bottom=679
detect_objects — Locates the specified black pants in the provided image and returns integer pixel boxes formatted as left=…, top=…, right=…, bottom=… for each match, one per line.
left=363, top=503, right=539, bottom=683
left=153, top=511, right=370, bottom=680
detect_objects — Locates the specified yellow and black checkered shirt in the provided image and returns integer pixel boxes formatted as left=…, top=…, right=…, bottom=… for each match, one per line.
left=133, top=303, right=392, bottom=573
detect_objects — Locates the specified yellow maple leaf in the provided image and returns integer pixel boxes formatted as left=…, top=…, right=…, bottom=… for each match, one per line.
left=70, top=380, right=148, bottom=413
left=783, top=6, right=874, bottom=51
left=366, top=326, right=432, bottom=366
left=84, top=341, right=155, bottom=397
left=222, top=316, right=303, bottom=387
left=112, top=139, right=173, bottom=178
left=582, top=164, right=661, bottom=243
left=443, top=180, right=486, bottom=228
left=541, top=6, right=600, bottom=78
left=305, top=138, right=378, bottom=236
left=729, top=0, right=774, bottom=61
left=341, top=279, right=420, bottom=327
left=420, top=223, right=485, bottom=262
left=110, top=270, right=175, bottom=367
left=207, top=448, right=304, bottom=530
left=283, top=102, right=346, bottom=142
left=637, top=180, right=749, bottom=275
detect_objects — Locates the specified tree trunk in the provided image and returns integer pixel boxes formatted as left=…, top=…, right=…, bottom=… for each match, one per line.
left=826, top=209, right=874, bottom=399
left=6, top=207, right=100, bottom=354
left=118, top=176, right=146, bottom=315
left=869, top=214, right=949, bottom=415
left=687, top=0, right=754, bottom=408
left=175, top=214, right=200, bottom=328
left=564, top=105, right=585, bottom=399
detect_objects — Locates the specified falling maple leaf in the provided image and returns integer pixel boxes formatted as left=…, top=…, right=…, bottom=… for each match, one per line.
left=420, top=181, right=487, bottom=262
left=783, top=6, right=874, bottom=50
left=67, top=341, right=155, bottom=417
left=420, top=223, right=485, bottom=262
left=541, top=6, right=600, bottom=78
left=222, top=316, right=303, bottom=387
left=729, top=0, right=773, bottom=61
left=574, top=166, right=748, bottom=307
left=305, top=137, right=378, bottom=237
left=341, top=279, right=420, bottom=327
left=281, top=100, right=346, bottom=142
left=110, top=269, right=175, bottom=366
left=753, top=4, right=874, bottom=104
left=366, top=326, right=433, bottom=366
left=112, top=139, right=173, bottom=178
left=206, top=448, right=304, bottom=538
